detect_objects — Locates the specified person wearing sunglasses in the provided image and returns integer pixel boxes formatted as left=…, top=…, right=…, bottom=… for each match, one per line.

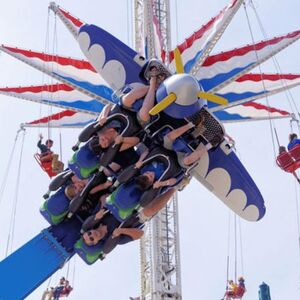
left=82, top=188, right=176, bottom=247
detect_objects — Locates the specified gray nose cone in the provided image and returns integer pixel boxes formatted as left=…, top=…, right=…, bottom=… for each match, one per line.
left=165, top=74, right=200, bottom=106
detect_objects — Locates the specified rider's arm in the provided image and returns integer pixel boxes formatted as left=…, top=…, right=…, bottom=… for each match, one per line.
left=135, top=147, right=149, bottom=169
left=89, top=180, right=112, bottom=194
left=139, top=77, right=157, bottom=123
left=113, top=227, right=144, bottom=241
left=165, top=123, right=194, bottom=142
left=118, top=136, right=140, bottom=151
left=98, top=103, right=113, bottom=126
left=37, top=139, right=43, bottom=150
left=122, top=86, right=149, bottom=108
left=153, top=178, right=177, bottom=189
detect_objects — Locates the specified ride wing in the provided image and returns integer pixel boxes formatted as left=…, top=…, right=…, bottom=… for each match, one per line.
left=191, top=141, right=265, bottom=221
left=209, top=73, right=300, bottom=112
left=0, top=84, right=102, bottom=114
left=214, top=101, right=290, bottom=123
left=77, top=24, right=147, bottom=90
left=24, top=110, right=95, bottom=128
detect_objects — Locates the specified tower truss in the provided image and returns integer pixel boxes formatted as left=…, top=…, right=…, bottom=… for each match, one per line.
left=134, top=1, right=182, bottom=299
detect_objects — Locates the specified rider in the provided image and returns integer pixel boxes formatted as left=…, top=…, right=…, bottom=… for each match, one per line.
left=162, top=119, right=206, bottom=167
left=287, top=133, right=300, bottom=150
left=222, top=277, right=246, bottom=300
left=53, top=279, right=73, bottom=300
left=37, top=134, right=64, bottom=173
left=82, top=188, right=176, bottom=247
left=104, top=148, right=177, bottom=221
left=69, top=120, right=140, bottom=180
left=64, top=179, right=113, bottom=219
left=120, top=59, right=171, bottom=127
left=37, top=134, right=53, bottom=162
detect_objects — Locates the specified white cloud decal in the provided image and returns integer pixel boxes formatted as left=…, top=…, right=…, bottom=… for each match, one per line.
left=194, top=150, right=209, bottom=178
left=206, top=168, right=231, bottom=198
left=226, top=189, right=260, bottom=221
left=192, top=153, right=261, bottom=222
left=78, top=31, right=126, bottom=90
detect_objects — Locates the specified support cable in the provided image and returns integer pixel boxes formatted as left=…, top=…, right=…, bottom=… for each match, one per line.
left=5, top=129, right=26, bottom=256
left=243, top=3, right=277, bottom=159
left=294, top=180, right=300, bottom=260
left=46, top=275, right=53, bottom=289
left=0, top=128, right=22, bottom=208
left=273, top=127, right=281, bottom=149
left=249, top=0, right=300, bottom=117
left=238, top=217, right=245, bottom=276
left=225, top=211, right=231, bottom=292
left=66, top=260, right=71, bottom=280
left=234, top=214, right=237, bottom=283
left=39, top=7, right=51, bottom=140
left=71, top=256, right=76, bottom=286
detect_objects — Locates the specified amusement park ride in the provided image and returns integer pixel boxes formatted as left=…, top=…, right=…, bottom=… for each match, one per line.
left=0, top=0, right=299, bottom=299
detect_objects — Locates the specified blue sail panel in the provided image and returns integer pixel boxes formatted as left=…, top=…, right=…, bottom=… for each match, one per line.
left=191, top=141, right=265, bottom=221
left=78, top=24, right=147, bottom=90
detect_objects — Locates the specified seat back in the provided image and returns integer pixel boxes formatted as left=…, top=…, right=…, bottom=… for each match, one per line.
left=34, top=154, right=57, bottom=178
left=276, top=152, right=295, bottom=171
left=289, top=144, right=300, bottom=161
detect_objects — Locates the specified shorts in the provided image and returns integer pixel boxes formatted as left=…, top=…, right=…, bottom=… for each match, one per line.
left=163, top=135, right=189, bottom=168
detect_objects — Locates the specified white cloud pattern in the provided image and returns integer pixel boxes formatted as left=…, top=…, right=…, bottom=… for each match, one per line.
left=192, top=152, right=260, bottom=222
left=78, top=31, right=126, bottom=90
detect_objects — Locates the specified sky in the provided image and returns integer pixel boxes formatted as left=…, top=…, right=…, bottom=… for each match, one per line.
left=0, top=0, right=300, bottom=299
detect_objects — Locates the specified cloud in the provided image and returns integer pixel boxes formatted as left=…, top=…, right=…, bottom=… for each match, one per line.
left=193, top=159, right=260, bottom=222
left=78, top=31, right=126, bottom=90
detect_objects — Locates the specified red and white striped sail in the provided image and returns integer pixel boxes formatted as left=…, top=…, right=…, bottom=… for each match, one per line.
left=211, top=73, right=300, bottom=111
left=215, top=101, right=290, bottom=123
left=0, top=84, right=102, bottom=114
left=197, top=30, right=300, bottom=92
left=0, top=45, right=113, bottom=104
left=49, top=2, right=84, bottom=38
left=169, top=0, right=244, bottom=72
left=24, top=110, right=95, bottom=128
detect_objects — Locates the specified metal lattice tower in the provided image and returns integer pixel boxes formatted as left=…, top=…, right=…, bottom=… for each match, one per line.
left=134, top=1, right=182, bottom=299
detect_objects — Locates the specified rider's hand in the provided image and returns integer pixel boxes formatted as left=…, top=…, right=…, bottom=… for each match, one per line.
left=115, top=135, right=124, bottom=145
left=167, top=178, right=177, bottom=186
left=104, top=180, right=113, bottom=188
left=135, top=161, right=143, bottom=169
left=112, top=228, right=122, bottom=238
left=98, top=116, right=107, bottom=126
left=153, top=181, right=162, bottom=189
left=95, top=209, right=106, bottom=220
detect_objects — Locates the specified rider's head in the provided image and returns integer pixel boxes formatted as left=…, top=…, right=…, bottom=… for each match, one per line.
left=59, top=277, right=65, bottom=284
left=279, top=146, right=287, bottom=154
left=289, top=133, right=298, bottom=142
left=64, top=184, right=81, bottom=200
left=238, top=277, right=245, bottom=282
left=46, top=139, right=53, bottom=148
left=135, top=172, right=155, bottom=190
left=97, top=128, right=116, bottom=149
left=83, top=225, right=107, bottom=246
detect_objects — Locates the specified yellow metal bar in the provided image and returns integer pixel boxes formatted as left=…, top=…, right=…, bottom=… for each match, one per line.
left=198, top=92, right=228, bottom=105
left=149, top=93, right=177, bottom=115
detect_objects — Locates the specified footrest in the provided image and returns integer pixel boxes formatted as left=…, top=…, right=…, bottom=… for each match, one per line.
left=191, top=107, right=225, bottom=147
